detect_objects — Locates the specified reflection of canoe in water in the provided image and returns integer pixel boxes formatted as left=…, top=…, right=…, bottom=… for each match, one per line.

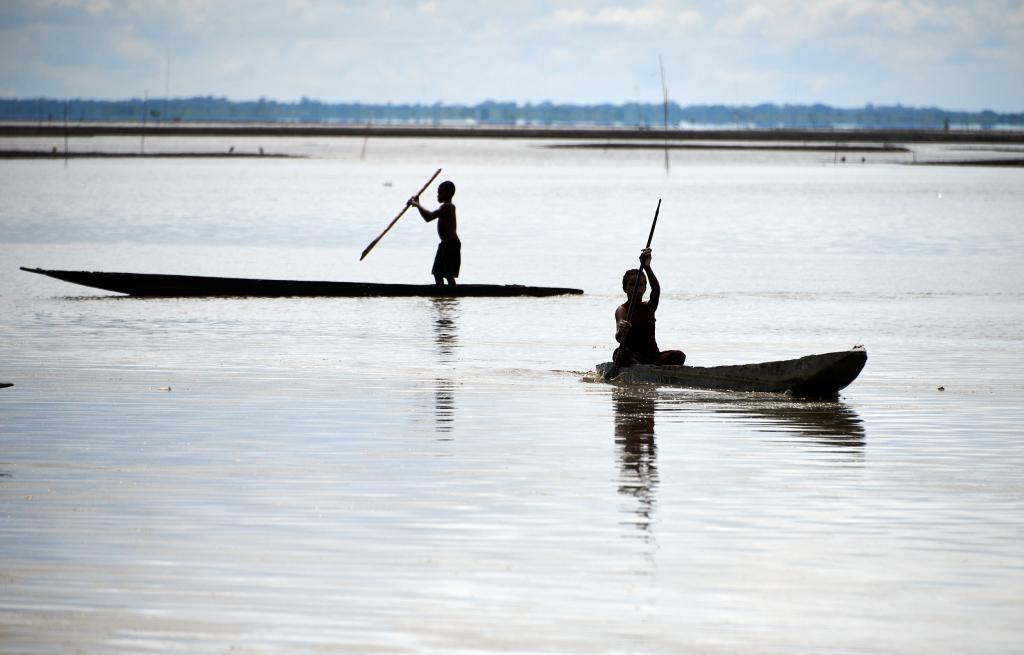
left=612, top=387, right=866, bottom=448
left=21, top=268, right=583, bottom=298
left=595, top=349, right=867, bottom=398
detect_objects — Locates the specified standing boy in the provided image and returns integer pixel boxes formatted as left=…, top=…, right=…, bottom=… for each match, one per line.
left=410, top=180, right=460, bottom=286
left=614, top=248, right=686, bottom=366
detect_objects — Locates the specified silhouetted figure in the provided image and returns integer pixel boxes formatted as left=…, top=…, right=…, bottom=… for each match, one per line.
left=614, top=248, right=685, bottom=366
left=410, top=180, right=460, bottom=286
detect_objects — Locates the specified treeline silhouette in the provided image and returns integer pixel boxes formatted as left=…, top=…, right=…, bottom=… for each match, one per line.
left=2, top=97, right=1020, bottom=130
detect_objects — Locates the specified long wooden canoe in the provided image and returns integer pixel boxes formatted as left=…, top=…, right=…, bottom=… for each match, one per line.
left=21, top=267, right=583, bottom=298
left=594, top=349, right=867, bottom=398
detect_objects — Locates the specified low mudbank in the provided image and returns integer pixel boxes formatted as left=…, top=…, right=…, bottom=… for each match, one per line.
left=0, top=150, right=296, bottom=159
left=544, top=142, right=911, bottom=152
left=914, top=158, right=1024, bottom=167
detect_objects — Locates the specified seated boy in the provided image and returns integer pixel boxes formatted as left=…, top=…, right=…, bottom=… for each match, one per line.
left=614, top=248, right=686, bottom=367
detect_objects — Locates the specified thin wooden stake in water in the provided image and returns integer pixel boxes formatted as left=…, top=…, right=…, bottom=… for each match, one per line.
left=606, top=198, right=662, bottom=381
left=659, top=54, right=670, bottom=173
left=141, top=89, right=148, bottom=155
left=62, top=100, right=68, bottom=168
left=360, top=168, right=442, bottom=261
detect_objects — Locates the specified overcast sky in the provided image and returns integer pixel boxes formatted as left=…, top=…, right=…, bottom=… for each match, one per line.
left=1, top=0, right=1022, bottom=111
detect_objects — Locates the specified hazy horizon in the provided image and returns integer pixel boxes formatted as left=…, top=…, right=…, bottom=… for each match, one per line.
left=3, top=96, right=1019, bottom=116
left=2, top=1, right=1023, bottom=112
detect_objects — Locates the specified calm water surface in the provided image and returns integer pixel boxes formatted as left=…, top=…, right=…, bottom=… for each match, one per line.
left=1, top=138, right=1023, bottom=653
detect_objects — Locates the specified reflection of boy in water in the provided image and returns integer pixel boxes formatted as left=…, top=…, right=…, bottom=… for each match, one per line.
left=410, top=180, right=460, bottom=286
left=614, top=248, right=686, bottom=366
left=614, top=391, right=658, bottom=528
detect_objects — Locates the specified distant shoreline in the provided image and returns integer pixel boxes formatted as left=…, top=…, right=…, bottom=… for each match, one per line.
left=2, top=121, right=1024, bottom=144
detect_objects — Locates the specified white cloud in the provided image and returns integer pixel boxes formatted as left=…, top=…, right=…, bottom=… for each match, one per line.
left=714, top=2, right=774, bottom=35
left=674, top=7, right=703, bottom=29
left=550, top=6, right=663, bottom=28
left=540, top=3, right=703, bottom=31
left=109, top=32, right=158, bottom=59
left=713, top=0, right=961, bottom=39
left=31, top=0, right=113, bottom=12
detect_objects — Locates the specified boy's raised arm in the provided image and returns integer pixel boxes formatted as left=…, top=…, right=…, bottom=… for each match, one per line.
left=641, top=248, right=662, bottom=312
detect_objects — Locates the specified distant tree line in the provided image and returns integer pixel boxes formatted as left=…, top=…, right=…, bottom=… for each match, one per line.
left=1, top=96, right=1020, bottom=130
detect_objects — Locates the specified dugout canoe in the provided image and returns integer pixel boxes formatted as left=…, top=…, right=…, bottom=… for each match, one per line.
left=594, top=349, right=867, bottom=398
left=21, top=268, right=583, bottom=298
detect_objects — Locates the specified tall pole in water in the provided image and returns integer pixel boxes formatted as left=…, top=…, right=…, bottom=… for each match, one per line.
left=164, top=47, right=170, bottom=124
left=63, top=100, right=68, bottom=167
left=141, top=89, right=148, bottom=155
left=659, top=54, right=670, bottom=173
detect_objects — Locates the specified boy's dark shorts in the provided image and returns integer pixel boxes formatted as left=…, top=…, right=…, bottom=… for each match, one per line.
left=613, top=347, right=686, bottom=367
left=432, top=239, right=461, bottom=278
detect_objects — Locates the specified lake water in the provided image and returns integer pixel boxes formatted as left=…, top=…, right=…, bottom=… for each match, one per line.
left=1, top=136, right=1023, bottom=653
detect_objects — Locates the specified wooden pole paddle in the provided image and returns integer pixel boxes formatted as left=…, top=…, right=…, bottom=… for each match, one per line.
left=605, top=198, right=662, bottom=381
left=360, top=168, right=442, bottom=261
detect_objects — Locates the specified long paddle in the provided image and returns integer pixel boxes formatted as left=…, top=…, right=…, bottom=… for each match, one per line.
left=360, top=168, right=442, bottom=260
left=605, top=198, right=662, bottom=381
